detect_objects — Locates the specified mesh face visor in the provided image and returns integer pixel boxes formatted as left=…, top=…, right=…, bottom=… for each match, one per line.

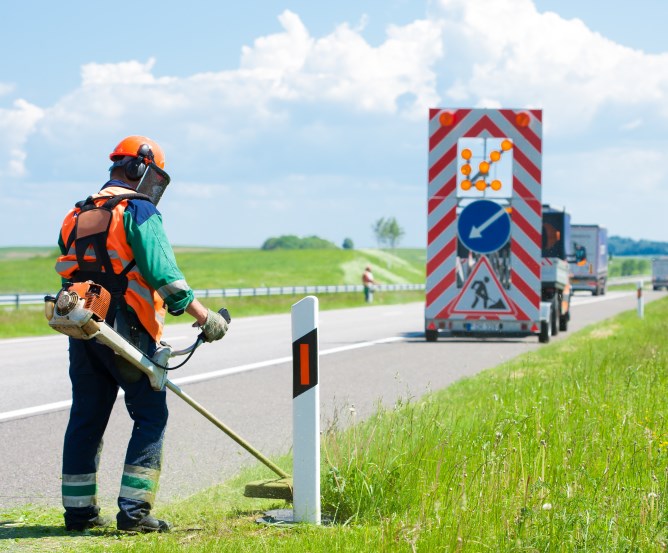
left=136, top=162, right=171, bottom=205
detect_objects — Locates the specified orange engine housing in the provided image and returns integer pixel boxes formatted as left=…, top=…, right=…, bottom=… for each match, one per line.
left=68, top=281, right=111, bottom=321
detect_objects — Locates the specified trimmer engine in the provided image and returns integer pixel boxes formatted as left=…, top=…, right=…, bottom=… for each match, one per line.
left=45, top=281, right=111, bottom=339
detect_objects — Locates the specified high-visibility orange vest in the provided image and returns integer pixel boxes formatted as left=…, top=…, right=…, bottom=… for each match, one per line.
left=56, top=186, right=166, bottom=341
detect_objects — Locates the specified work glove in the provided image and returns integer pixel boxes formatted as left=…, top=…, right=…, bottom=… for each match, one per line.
left=200, top=308, right=229, bottom=342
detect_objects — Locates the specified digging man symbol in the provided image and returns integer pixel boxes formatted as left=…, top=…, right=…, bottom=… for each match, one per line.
left=471, top=276, right=491, bottom=309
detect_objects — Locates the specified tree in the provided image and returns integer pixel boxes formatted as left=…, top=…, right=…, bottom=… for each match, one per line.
left=385, top=217, right=405, bottom=248
left=372, top=218, right=387, bottom=248
left=342, top=238, right=354, bottom=250
left=261, top=235, right=338, bottom=250
left=372, top=217, right=405, bottom=249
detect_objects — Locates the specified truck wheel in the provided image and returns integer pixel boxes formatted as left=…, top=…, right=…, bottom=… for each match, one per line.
left=539, top=320, right=550, bottom=343
left=560, top=295, right=571, bottom=331
left=551, top=297, right=560, bottom=336
left=425, top=329, right=438, bottom=342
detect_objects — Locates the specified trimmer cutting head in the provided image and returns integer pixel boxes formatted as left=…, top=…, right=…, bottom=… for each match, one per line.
left=244, top=478, right=294, bottom=502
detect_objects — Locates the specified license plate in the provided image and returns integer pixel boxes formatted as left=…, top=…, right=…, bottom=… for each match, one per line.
left=468, top=322, right=500, bottom=332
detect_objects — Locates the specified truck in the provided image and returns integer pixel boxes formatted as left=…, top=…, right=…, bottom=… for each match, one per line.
left=569, top=224, right=608, bottom=295
left=425, top=108, right=571, bottom=344
left=652, top=257, right=668, bottom=290
left=541, top=206, right=573, bottom=337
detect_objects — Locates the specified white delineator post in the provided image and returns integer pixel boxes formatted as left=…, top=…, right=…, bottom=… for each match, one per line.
left=637, top=280, right=644, bottom=318
left=291, top=296, right=321, bottom=524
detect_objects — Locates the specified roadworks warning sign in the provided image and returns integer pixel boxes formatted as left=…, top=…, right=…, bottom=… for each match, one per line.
left=450, top=256, right=515, bottom=316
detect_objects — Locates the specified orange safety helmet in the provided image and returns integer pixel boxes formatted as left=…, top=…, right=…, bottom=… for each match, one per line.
left=109, top=135, right=165, bottom=169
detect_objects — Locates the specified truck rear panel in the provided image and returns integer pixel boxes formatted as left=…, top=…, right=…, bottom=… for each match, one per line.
left=570, top=225, right=608, bottom=294
left=652, top=257, right=668, bottom=290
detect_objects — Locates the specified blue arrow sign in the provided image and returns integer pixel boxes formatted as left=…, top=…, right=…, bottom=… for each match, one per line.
left=457, top=199, right=511, bottom=254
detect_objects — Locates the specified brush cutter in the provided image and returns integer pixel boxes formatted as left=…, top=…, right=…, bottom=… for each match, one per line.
left=44, top=281, right=293, bottom=501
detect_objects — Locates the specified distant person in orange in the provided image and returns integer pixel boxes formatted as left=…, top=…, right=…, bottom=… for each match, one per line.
left=362, top=265, right=376, bottom=303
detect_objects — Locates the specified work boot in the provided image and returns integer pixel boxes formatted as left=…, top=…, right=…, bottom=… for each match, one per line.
left=117, top=515, right=171, bottom=533
left=65, top=515, right=112, bottom=532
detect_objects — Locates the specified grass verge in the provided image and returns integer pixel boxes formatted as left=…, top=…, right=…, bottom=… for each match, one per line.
left=2, top=298, right=667, bottom=551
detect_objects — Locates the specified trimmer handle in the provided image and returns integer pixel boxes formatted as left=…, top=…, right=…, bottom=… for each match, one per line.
left=194, top=307, right=231, bottom=344
left=218, top=307, right=231, bottom=324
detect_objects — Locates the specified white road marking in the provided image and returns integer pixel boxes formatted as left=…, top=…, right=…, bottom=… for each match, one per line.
left=0, top=336, right=404, bottom=423
left=571, top=291, right=634, bottom=306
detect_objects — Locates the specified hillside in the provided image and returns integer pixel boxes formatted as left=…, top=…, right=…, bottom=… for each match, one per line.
left=0, top=247, right=426, bottom=294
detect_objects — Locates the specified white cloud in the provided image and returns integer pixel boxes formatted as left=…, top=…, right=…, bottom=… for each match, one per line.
left=3, top=1, right=668, bottom=247
left=0, top=99, right=44, bottom=178
left=0, top=82, right=15, bottom=97
left=80, top=58, right=172, bottom=86
left=621, top=118, right=643, bottom=131
left=433, top=0, right=668, bottom=134
left=11, top=9, right=443, bottom=182
left=544, top=146, right=668, bottom=240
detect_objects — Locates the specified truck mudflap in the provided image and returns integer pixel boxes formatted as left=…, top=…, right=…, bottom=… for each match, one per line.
left=538, top=300, right=553, bottom=343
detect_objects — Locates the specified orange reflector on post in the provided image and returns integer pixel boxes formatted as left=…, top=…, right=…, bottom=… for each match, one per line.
left=300, top=343, right=310, bottom=386
left=501, top=139, right=513, bottom=151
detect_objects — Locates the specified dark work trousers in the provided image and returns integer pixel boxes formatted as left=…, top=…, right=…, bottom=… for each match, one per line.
left=61, top=311, right=168, bottom=528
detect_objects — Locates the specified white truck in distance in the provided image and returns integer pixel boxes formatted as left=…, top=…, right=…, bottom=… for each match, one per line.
left=652, top=257, right=668, bottom=291
left=569, top=225, right=608, bottom=295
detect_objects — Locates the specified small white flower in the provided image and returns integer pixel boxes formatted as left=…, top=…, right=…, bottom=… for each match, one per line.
left=542, top=503, right=552, bottom=511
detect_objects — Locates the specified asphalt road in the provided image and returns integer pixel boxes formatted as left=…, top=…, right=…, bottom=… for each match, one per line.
left=0, top=290, right=662, bottom=511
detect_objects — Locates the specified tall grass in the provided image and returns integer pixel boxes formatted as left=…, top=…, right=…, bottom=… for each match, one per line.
left=3, top=300, right=667, bottom=551
left=320, top=298, right=668, bottom=550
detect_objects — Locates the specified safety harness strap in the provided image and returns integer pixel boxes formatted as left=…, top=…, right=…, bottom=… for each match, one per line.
left=65, top=193, right=153, bottom=326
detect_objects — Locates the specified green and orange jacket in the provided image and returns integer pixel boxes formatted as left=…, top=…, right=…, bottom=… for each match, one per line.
left=55, top=180, right=194, bottom=341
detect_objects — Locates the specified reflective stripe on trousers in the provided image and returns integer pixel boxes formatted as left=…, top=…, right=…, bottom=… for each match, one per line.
left=62, top=325, right=167, bottom=522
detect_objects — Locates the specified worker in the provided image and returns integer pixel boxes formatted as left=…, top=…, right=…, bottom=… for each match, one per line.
left=362, top=265, right=376, bottom=303
left=54, top=135, right=228, bottom=533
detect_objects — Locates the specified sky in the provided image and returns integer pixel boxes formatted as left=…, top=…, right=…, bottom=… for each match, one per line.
left=1, top=0, right=667, bottom=249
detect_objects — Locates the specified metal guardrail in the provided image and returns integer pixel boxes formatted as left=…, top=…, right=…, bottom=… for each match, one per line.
left=0, top=283, right=426, bottom=308
left=0, top=275, right=651, bottom=309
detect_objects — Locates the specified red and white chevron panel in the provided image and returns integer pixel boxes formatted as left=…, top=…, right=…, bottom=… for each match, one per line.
left=426, top=108, right=543, bottom=328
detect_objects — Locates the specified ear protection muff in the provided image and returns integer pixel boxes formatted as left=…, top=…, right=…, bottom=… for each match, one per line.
left=123, top=143, right=154, bottom=181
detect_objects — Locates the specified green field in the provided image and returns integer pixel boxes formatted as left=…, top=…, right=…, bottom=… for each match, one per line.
left=0, top=247, right=426, bottom=338
left=2, top=295, right=667, bottom=551
left=0, top=247, right=425, bottom=294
